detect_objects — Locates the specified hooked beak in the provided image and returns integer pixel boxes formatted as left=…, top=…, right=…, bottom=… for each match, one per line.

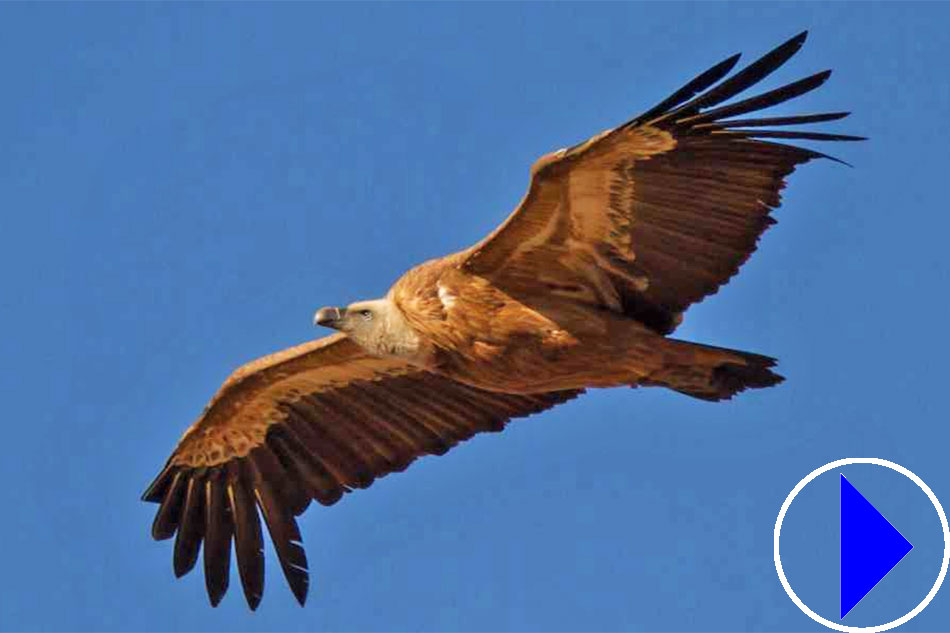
left=314, top=306, right=345, bottom=329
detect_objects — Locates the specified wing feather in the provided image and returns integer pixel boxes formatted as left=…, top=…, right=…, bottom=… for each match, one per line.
left=313, top=391, right=407, bottom=470
left=347, top=382, right=454, bottom=455
left=715, top=129, right=867, bottom=142
left=695, top=111, right=851, bottom=129
left=151, top=470, right=186, bottom=541
left=287, top=398, right=377, bottom=487
left=378, top=380, right=479, bottom=440
left=595, top=52, right=742, bottom=145
left=248, top=448, right=310, bottom=606
left=142, top=462, right=176, bottom=503
left=268, top=425, right=346, bottom=505
left=227, top=460, right=265, bottom=611
left=173, top=470, right=206, bottom=577
left=202, top=469, right=232, bottom=607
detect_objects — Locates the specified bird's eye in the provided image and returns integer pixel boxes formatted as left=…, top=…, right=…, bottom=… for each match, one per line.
left=359, top=309, right=373, bottom=320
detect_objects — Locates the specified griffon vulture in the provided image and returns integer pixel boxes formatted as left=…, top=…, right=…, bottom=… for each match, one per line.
left=142, top=31, right=862, bottom=609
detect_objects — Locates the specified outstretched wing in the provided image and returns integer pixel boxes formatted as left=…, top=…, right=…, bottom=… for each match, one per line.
left=462, top=31, right=864, bottom=334
left=142, top=333, right=580, bottom=609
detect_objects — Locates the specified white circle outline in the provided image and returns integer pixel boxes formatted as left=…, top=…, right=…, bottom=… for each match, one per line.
left=774, top=457, right=949, bottom=633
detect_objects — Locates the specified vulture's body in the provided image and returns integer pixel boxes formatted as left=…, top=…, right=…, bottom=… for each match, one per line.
left=390, top=254, right=778, bottom=397
left=143, top=32, right=862, bottom=609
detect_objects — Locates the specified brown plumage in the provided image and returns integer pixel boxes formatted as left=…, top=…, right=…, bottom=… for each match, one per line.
left=142, top=31, right=862, bottom=608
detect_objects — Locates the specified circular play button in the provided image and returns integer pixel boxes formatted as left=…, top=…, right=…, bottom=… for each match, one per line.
left=774, top=458, right=949, bottom=632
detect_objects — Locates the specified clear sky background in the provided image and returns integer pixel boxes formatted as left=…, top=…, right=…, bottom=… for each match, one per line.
left=2, top=3, right=949, bottom=632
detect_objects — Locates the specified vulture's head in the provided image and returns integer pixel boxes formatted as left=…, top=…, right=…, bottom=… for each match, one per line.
left=313, top=298, right=419, bottom=357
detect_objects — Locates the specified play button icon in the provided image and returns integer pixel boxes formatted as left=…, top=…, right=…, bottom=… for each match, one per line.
left=840, top=474, right=913, bottom=619
left=775, top=458, right=950, bottom=632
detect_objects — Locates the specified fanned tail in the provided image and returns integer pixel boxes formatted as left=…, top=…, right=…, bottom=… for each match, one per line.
left=643, top=339, right=784, bottom=402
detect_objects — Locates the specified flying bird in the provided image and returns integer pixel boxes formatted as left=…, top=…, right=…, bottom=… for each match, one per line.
left=142, top=31, right=862, bottom=609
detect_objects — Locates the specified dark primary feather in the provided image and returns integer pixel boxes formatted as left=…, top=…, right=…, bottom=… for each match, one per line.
left=203, top=470, right=232, bottom=607
left=227, top=461, right=265, bottom=611
left=698, top=111, right=850, bottom=128
left=248, top=449, right=309, bottom=606
left=715, top=130, right=867, bottom=142
left=173, top=471, right=206, bottom=577
left=141, top=462, right=175, bottom=503
left=151, top=470, right=185, bottom=541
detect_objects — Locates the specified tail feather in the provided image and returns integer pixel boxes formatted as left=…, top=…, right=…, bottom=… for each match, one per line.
left=644, top=339, right=784, bottom=402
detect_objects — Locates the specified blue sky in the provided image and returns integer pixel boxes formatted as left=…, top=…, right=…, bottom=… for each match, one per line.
left=2, top=3, right=949, bottom=631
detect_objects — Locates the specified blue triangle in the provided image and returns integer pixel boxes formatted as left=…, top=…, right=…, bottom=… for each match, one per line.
left=840, top=474, right=913, bottom=619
